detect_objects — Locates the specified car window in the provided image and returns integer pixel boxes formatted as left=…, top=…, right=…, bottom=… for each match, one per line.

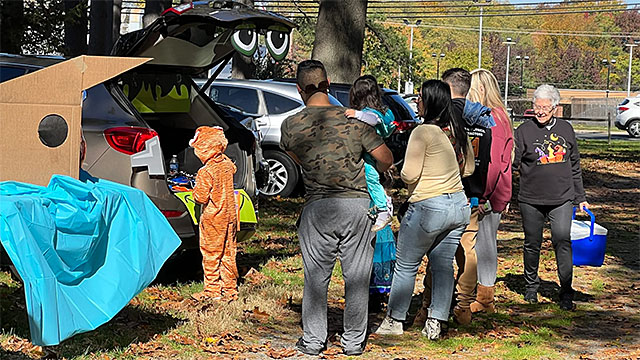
left=0, top=66, right=28, bottom=83
left=335, top=90, right=350, bottom=106
left=383, top=93, right=416, bottom=121
left=263, top=91, right=301, bottom=114
left=210, top=85, right=259, bottom=114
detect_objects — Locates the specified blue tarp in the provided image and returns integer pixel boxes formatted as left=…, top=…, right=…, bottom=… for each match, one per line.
left=0, top=175, right=181, bottom=346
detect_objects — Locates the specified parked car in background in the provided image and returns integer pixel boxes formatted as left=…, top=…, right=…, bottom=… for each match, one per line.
left=402, top=93, right=419, bottom=114
left=324, top=82, right=421, bottom=170
left=195, top=79, right=342, bottom=197
left=615, top=95, right=640, bottom=138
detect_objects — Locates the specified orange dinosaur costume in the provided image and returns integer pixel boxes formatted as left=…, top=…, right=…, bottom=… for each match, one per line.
left=190, top=126, right=239, bottom=301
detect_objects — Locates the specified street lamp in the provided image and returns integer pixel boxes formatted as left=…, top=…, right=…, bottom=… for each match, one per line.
left=432, top=52, right=445, bottom=79
left=515, top=55, right=530, bottom=89
left=473, top=0, right=492, bottom=69
left=602, top=58, right=616, bottom=144
left=625, top=42, right=638, bottom=97
left=503, top=37, right=516, bottom=108
left=403, top=19, right=422, bottom=93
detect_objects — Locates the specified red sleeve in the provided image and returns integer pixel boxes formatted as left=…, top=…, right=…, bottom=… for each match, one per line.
left=483, top=108, right=513, bottom=212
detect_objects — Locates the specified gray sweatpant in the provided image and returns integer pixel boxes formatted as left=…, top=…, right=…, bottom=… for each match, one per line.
left=476, top=211, right=501, bottom=286
left=298, top=197, right=375, bottom=351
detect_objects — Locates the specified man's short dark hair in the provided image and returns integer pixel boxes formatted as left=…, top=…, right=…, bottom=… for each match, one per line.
left=441, top=68, right=471, bottom=97
left=296, top=59, right=329, bottom=94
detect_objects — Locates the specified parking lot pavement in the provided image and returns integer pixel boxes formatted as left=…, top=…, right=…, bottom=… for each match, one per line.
left=574, top=129, right=638, bottom=141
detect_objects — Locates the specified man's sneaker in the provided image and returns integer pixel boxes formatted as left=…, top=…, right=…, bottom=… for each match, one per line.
left=295, top=337, right=325, bottom=356
left=524, top=290, right=538, bottom=304
left=421, top=317, right=441, bottom=340
left=371, top=209, right=392, bottom=232
left=559, top=298, right=575, bottom=311
left=374, top=316, right=403, bottom=335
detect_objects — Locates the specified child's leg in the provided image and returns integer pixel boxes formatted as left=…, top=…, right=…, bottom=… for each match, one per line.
left=199, top=214, right=224, bottom=297
left=364, top=162, right=387, bottom=211
left=220, top=221, right=239, bottom=299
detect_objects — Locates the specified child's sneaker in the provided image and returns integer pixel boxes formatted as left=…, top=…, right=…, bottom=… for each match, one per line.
left=371, top=209, right=392, bottom=232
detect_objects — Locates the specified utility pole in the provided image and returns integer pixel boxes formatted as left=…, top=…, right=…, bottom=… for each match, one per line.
left=474, top=0, right=491, bottom=69
left=403, top=19, right=422, bottom=94
left=603, top=58, right=616, bottom=145
left=625, top=42, right=638, bottom=97
left=503, top=37, right=516, bottom=108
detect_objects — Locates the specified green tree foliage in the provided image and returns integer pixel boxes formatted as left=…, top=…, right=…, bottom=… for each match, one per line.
left=22, top=0, right=65, bottom=54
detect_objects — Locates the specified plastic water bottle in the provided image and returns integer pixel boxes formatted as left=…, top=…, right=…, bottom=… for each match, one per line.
left=169, top=155, right=179, bottom=175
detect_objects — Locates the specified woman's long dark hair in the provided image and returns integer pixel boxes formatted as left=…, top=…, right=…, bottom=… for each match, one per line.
left=349, top=75, right=386, bottom=113
left=419, top=80, right=468, bottom=157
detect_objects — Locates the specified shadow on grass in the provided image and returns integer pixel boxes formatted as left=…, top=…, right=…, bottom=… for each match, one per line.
left=499, top=273, right=595, bottom=302
left=1, top=281, right=182, bottom=359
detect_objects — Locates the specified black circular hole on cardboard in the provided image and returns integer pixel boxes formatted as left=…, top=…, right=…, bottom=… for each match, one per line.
left=38, top=114, right=68, bottom=148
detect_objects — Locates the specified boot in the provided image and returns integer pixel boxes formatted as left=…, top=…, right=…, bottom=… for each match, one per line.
left=413, top=274, right=432, bottom=327
left=469, top=284, right=495, bottom=313
left=453, top=305, right=472, bottom=325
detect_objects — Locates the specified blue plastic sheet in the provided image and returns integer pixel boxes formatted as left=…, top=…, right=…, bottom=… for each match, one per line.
left=0, top=175, right=181, bottom=346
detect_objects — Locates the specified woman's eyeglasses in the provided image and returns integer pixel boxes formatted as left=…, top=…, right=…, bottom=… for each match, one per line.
left=533, top=104, right=556, bottom=112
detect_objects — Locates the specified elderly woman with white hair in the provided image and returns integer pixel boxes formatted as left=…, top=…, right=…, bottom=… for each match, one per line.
left=513, top=84, right=589, bottom=311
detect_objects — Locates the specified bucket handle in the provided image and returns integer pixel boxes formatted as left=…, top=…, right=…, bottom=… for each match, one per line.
left=572, top=207, right=595, bottom=239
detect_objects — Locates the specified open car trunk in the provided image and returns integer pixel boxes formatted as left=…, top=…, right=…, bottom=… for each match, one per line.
left=117, top=71, right=256, bottom=195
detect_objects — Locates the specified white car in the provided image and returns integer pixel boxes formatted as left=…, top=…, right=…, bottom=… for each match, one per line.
left=195, top=79, right=342, bottom=197
left=615, top=95, right=640, bottom=138
left=402, top=94, right=419, bottom=114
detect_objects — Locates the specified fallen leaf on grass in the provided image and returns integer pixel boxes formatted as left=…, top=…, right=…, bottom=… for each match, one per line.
left=1, top=335, right=45, bottom=358
left=243, top=306, right=271, bottom=323
left=266, top=347, right=297, bottom=358
left=169, top=333, right=196, bottom=346
left=244, top=267, right=272, bottom=285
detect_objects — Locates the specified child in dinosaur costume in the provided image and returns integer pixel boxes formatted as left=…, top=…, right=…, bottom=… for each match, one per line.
left=190, top=126, right=239, bottom=302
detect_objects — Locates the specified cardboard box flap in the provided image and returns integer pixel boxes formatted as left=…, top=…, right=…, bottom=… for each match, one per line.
left=0, top=56, right=151, bottom=186
left=0, top=56, right=151, bottom=105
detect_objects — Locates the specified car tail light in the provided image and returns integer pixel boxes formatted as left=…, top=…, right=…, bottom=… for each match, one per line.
left=161, top=1, right=196, bottom=16
left=161, top=210, right=186, bottom=218
left=618, top=106, right=629, bottom=112
left=104, top=127, right=158, bottom=155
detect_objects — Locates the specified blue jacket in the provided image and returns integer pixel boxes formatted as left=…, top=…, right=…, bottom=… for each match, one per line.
left=463, top=100, right=495, bottom=128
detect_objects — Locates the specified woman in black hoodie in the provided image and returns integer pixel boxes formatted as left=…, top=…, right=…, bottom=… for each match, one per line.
left=513, top=84, right=589, bottom=311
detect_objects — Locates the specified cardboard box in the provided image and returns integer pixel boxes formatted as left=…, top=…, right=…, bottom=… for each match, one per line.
left=0, top=56, right=150, bottom=186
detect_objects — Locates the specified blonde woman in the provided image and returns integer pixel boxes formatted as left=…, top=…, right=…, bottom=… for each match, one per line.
left=466, top=69, right=514, bottom=313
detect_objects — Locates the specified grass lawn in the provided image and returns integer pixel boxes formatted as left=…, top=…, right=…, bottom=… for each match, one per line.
left=1, top=140, right=639, bottom=359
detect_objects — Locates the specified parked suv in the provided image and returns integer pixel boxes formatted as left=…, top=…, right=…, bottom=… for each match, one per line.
left=615, top=95, right=640, bottom=138
left=196, top=79, right=342, bottom=197
left=0, top=3, right=294, bottom=247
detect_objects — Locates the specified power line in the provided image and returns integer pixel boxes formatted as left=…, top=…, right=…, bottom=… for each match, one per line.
left=283, top=7, right=638, bottom=18
left=380, top=21, right=640, bottom=38
left=266, top=0, right=623, bottom=10
left=274, top=3, right=631, bottom=15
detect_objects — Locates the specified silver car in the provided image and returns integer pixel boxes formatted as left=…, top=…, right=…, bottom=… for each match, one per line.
left=615, top=95, right=640, bottom=138
left=196, top=79, right=342, bottom=197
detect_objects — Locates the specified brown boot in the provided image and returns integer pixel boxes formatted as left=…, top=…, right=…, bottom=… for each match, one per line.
left=453, top=305, right=472, bottom=325
left=470, top=284, right=495, bottom=313
left=413, top=273, right=432, bottom=327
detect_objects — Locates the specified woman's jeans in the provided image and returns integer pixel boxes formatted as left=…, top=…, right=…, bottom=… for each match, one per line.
left=520, top=201, right=574, bottom=300
left=387, top=191, right=471, bottom=322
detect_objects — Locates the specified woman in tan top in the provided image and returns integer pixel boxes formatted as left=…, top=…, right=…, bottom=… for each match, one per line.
left=375, top=80, right=472, bottom=340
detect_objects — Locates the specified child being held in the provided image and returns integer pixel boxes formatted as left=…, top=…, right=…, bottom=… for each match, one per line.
left=345, top=75, right=396, bottom=232
left=190, top=126, right=239, bottom=302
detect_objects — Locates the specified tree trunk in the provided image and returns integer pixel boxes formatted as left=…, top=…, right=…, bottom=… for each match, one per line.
left=143, top=0, right=172, bottom=27
left=312, top=0, right=368, bottom=84
left=232, top=0, right=255, bottom=79
left=88, top=0, right=121, bottom=55
left=63, top=0, right=88, bottom=56
left=0, top=0, right=25, bottom=54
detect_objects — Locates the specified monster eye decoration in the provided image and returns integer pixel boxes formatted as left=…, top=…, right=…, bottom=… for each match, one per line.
left=231, top=23, right=258, bottom=57
left=265, top=25, right=290, bottom=61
